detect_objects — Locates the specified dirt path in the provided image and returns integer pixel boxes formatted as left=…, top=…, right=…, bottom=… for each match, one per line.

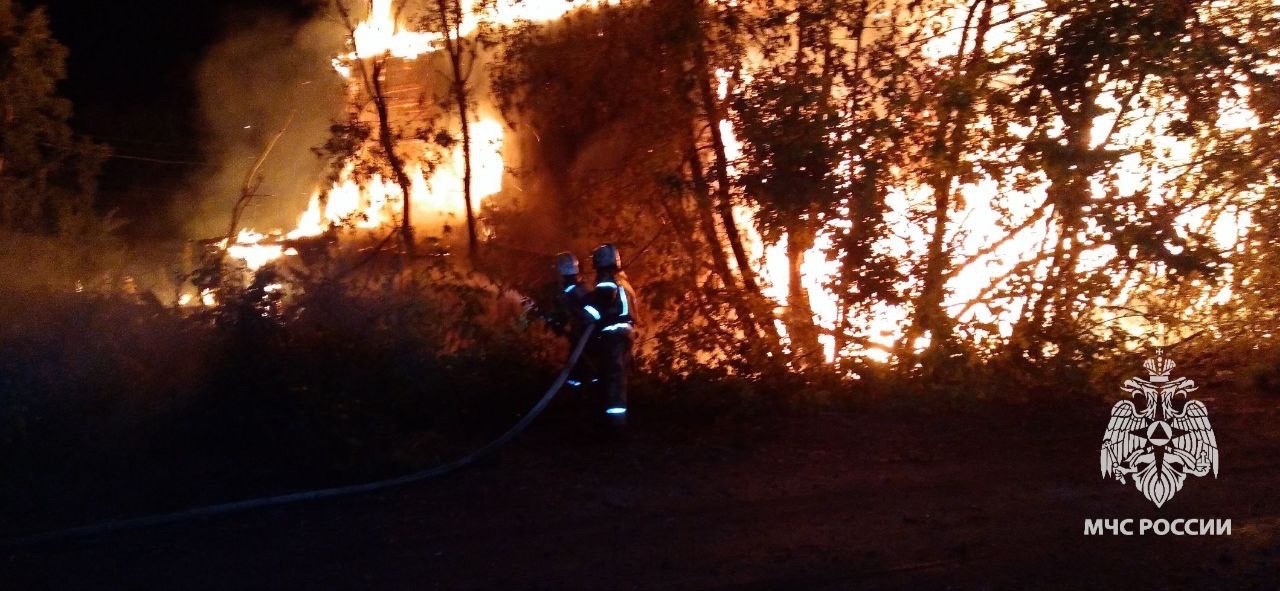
left=5, top=398, right=1278, bottom=589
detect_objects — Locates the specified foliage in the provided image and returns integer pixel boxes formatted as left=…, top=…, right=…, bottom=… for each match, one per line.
left=0, top=0, right=109, bottom=235
left=491, top=0, right=779, bottom=378
left=0, top=263, right=556, bottom=535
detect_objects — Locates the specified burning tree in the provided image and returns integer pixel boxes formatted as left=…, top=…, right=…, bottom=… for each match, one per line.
left=217, top=0, right=522, bottom=275
left=330, top=0, right=436, bottom=255
left=416, top=0, right=497, bottom=257
left=200, top=0, right=1279, bottom=377
left=997, top=0, right=1274, bottom=360
left=731, top=0, right=857, bottom=367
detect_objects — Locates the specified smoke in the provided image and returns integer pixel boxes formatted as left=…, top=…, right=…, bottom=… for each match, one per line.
left=180, top=1, right=592, bottom=254
left=185, top=10, right=348, bottom=239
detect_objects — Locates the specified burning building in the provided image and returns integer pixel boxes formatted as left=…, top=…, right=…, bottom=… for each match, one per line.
left=217, top=0, right=510, bottom=272
left=215, top=0, right=634, bottom=273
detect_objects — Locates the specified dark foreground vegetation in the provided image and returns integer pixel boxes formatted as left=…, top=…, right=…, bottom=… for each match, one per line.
left=1, top=276, right=1277, bottom=544
left=0, top=271, right=548, bottom=539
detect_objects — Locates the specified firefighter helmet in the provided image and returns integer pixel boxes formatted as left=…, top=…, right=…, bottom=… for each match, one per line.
left=554, top=251, right=580, bottom=276
left=592, top=243, right=621, bottom=270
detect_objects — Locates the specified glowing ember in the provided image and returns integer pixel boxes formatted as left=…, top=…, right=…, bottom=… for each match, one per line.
left=226, top=229, right=294, bottom=271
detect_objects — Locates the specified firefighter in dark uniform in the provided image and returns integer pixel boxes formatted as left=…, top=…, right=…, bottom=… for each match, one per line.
left=586, top=243, right=638, bottom=427
left=546, top=252, right=592, bottom=343
left=526, top=252, right=593, bottom=388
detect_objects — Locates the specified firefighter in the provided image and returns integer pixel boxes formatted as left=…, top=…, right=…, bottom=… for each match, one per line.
left=587, top=243, right=638, bottom=426
left=525, top=252, right=594, bottom=387
left=549, top=251, right=592, bottom=341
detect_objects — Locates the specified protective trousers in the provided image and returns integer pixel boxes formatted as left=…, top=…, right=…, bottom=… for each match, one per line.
left=596, top=328, right=633, bottom=414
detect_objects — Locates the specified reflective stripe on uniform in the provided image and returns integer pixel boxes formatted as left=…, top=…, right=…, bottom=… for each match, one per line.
left=595, top=281, right=629, bottom=317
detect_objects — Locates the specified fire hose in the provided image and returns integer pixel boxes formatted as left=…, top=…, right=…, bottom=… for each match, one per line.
left=4, top=324, right=597, bottom=549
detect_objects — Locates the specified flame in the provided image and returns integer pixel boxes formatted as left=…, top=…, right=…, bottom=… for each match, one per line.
left=725, top=2, right=1259, bottom=364
left=347, top=0, right=440, bottom=60
left=336, top=0, right=623, bottom=65
left=223, top=0, right=626, bottom=269
left=283, top=118, right=506, bottom=242
left=218, top=1, right=1261, bottom=366
left=226, top=229, right=291, bottom=271
left=227, top=0, right=512, bottom=269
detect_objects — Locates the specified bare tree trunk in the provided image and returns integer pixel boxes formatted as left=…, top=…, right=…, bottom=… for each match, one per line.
left=687, top=151, right=741, bottom=295
left=783, top=216, right=823, bottom=364
left=438, top=0, right=478, bottom=257
left=913, top=173, right=953, bottom=348
left=686, top=16, right=788, bottom=354
left=450, top=50, right=477, bottom=257
left=1015, top=103, right=1093, bottom=358
left=336, top=1, right=415, bottom=255
left=905, top=0, right=992, bottom=362
left=221, top=112, right=294, bottom=265
left=657, top=168, right=764, bottom=350
left=370, top=62, right=417, bottom=254
left=686, top=147, right=770, bottom=345
left=689, top=26, right=759, bottom=299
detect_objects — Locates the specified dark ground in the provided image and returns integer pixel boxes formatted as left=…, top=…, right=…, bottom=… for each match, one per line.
left=3, top=389, right=1277, bottom=590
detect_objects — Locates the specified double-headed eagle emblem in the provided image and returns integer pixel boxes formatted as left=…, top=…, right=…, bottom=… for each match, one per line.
left=1100, top=350, right=1218, bottom=507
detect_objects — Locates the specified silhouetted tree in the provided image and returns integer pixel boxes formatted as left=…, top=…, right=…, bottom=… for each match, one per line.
left=0, top=0, right=107, bottom=235
left=417, top=0, right=496, bottom=257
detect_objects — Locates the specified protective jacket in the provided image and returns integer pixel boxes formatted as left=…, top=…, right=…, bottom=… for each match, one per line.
left=586, top=271, right=637, bottom=335
left=542, top=278, right=591, bottom=341
left=587, top=270, right=637, bottom=419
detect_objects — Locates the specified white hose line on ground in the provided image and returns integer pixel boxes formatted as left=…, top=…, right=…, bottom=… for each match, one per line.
left=4, top=325, right=597, bottom=549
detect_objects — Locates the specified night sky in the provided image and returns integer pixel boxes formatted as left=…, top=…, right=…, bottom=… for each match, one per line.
left=41, top=0, right=321, bottom=237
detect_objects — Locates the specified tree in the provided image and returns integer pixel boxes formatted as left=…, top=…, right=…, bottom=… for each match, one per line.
left=490, top=0, right=787, bottom=373
left=331, top=0, right=426, bottom=255
left=997, top=0, right=1277, bottom=362
left=664, top=0, right=788, bottom=357
left=418, top=0, right=494, bottom=258
left=481, top=0, right=1279, bottom=374
left=731, top=0, right=850, bottom=366
left=901, top=0, right=996, bottom=365
left=825, top=0, right=920, bottom=366
left=655, top=0, right=792, bottom=364
left=0, top=0, right=107, bottom=235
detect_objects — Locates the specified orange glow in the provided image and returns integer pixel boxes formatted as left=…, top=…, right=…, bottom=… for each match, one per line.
left=219, top=1, right=1264, bottom=366
left=350, top=0, right=438, bottom=59
left=227, top=1, right=510, bottom=269
left=726, top=1, right=1259, bottom=364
